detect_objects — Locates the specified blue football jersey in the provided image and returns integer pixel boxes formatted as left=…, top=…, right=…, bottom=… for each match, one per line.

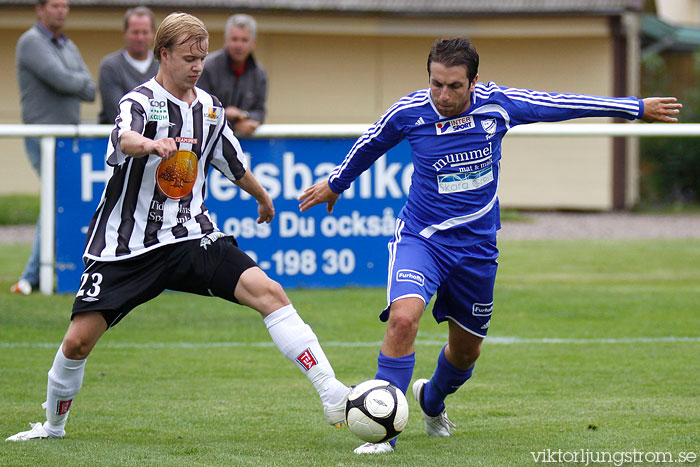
left=328, top=82, right=643, bottom=246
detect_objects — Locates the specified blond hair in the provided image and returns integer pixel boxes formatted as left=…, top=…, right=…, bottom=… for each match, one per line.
left=154, top=12, right=208, bottom=63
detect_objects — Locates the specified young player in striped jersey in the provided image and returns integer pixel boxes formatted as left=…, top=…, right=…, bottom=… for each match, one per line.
left=6, top=12, right=348, bottom=443
left=299, top=37, right=681, bottom=454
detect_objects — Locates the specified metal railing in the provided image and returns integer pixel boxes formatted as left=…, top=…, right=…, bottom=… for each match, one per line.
left=1, top=122, right=699, bottom=294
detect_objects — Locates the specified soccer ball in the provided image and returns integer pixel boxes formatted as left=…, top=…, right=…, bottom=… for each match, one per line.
left=345, top=379, right=409, bottom=443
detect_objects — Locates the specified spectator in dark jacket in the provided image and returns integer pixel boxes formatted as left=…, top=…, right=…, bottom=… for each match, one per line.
left=98, top=6, right=158, bottom=124
left=198, top=14, right=267, bottom=136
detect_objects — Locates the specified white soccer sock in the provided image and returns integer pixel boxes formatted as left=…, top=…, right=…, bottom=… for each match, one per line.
left=43, top=345, right=86, bottom=435
left=264, top=305, right=346, bottom=406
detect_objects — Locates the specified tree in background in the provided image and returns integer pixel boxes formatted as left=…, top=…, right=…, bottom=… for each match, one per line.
left=640, top=52, right=700, bottom=206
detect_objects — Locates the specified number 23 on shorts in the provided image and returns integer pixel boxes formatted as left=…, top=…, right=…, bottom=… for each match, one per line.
left=76, top=272, right=103, bottom=299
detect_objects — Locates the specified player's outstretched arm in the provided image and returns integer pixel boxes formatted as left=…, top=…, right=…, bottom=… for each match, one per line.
left=234, top=170, right=275, bottom=224
left=642, top=97, right=682, bottom=123
left=298, top=179, right=340, bottom=214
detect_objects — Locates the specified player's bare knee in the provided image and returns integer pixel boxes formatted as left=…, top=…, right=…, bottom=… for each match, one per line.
left=262, top=278, right=289, bottom=308
left=237, top=272, right=290, bottom=314
left=452, top=343, right=481, bottom=369
left=61, top=335, right=93, bottom=360
left=463, top=345, right=481, bottom=365
left=387, top=312, right=420, bottom=340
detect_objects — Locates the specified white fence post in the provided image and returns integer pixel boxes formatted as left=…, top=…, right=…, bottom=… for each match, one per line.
left=39, top=136, right=56, bottom=295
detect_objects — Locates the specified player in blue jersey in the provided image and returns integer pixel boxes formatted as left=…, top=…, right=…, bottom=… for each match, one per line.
left=299, top=37, right=681, bottom=454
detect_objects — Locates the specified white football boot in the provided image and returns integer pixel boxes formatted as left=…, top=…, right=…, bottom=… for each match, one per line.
left=6, top=422, right=64, bottom=442
left=10, top=279, right=32, bottom=295
left=323, top=385, right=350, bottom=428
left=412, top=378, right=456, bottom=437
left=353, top=441, right=394, bottom=454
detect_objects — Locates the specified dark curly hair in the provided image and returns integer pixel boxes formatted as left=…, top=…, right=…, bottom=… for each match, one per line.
left=427, top=37, right=479, bottom=83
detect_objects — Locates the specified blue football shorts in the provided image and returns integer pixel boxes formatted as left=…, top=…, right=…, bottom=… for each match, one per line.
left=379, top=219, right=499, bottom=338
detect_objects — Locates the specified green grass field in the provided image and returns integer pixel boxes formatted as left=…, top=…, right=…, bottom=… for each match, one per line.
left=0, top=195, right=40, bottom=225
left=1, top=239, right=699, bottom=466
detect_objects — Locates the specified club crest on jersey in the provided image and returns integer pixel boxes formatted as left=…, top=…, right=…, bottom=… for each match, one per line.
left=435, top=116, right=474, bottom=135
left=396, top=269, right=425, bottom=286
left=148, top=100, right=168, bottom=121
left=155, top=150, right=198, bottom=199
left=481, top=118, right=497, bottom=139
left=296, top=348, right=318, bottom=371
left=204, top=106, right=222, bottom=125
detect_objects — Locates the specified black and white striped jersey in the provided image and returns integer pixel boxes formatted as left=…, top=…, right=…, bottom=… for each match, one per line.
left=83, top=77, right=247, bottom=262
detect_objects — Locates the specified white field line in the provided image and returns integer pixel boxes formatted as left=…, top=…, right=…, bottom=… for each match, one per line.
left=1, top=336, right=699, bottom=349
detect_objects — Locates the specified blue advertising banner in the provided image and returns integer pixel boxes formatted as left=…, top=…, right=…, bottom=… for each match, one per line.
left=54, top=137, right=412, bottom=293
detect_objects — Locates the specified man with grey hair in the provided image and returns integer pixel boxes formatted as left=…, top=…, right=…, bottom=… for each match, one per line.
left=12, top=0, right=95, bottom=296
left=198, top=13, right=267, bottom=136
left=98, top=6, right=159, bottom=124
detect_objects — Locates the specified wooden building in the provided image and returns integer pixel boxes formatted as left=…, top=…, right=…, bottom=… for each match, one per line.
left=0, top=0, right=647, bottom=209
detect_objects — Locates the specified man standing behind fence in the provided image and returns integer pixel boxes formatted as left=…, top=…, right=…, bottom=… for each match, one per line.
left=198, top=14, right=267, bottom=137
left=12, top=0, right=95, bottom=295
left=98, top=6, right=158, bottom=125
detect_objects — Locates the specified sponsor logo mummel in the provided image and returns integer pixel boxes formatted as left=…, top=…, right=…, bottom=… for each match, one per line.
left=396, top=269, right=425, bottom=286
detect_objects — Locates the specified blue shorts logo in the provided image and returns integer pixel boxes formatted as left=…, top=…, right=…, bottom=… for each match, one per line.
left=472, top=302, right=493, bottom=316
left=396, top=269, right=425, bottom=286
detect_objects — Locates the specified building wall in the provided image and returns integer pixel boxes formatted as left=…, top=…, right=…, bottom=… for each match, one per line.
left=0, top=7, right=630, bottom=210
left=656, top=0, right=700, bottom=26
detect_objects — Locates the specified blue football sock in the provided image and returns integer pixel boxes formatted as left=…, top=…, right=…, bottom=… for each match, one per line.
left=375, top=351, right=415, bottom=395
left=375, top=351, right=415, bottom=447
left=422, top=345, right=473, bottom=416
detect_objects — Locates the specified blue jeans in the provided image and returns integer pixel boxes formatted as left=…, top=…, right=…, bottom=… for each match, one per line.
left=20, top=137, right=41, bottom=287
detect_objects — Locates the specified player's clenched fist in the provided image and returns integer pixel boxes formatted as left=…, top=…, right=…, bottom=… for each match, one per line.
left=147, top=137, right=178, bottom=161
left=119, top=130, right=178, bottom=160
